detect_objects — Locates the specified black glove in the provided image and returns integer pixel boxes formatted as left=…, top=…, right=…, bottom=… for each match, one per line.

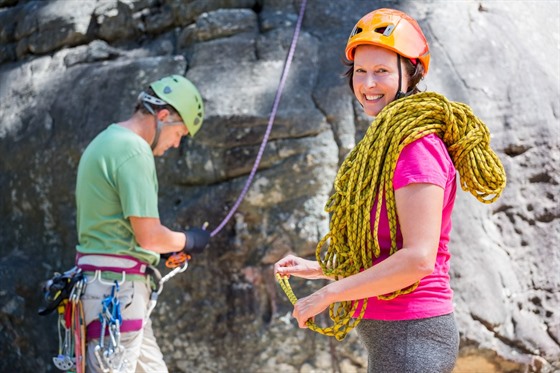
left=184, top=227, right=210, bottom=254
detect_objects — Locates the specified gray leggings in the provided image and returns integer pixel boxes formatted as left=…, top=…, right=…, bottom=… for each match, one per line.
left=355, top=313, right=459, bottom=373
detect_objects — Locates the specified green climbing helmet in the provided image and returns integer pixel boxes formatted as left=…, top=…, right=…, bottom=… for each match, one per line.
left=150, top=75, right=204, bottom=137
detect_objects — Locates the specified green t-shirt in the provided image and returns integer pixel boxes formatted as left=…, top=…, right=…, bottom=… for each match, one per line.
left=75, top=124, right=160, bottom=265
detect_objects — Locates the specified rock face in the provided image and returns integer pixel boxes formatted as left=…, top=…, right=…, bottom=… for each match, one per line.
left=0, top=0, right=558, bottom=372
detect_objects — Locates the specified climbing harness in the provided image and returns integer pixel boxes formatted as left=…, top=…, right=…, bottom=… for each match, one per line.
left=40, top=267, right=87, bottom=372
left=94, top=281, right=128, bottom=373
left=277, top=92, right=507, bottom=340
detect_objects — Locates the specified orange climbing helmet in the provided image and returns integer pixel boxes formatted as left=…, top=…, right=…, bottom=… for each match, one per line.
left=345, top=8, right=430, bottom=75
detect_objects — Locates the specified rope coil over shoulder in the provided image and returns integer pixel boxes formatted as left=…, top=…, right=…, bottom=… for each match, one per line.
left=277, top=91, right=507, bottom=341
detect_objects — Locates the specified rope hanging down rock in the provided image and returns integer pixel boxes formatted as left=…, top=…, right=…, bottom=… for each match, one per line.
left=164, top=0, right=307, bottom=274
left=210, top=0, right=308, bottom=238
left=278, top=91, right=507, bottom=341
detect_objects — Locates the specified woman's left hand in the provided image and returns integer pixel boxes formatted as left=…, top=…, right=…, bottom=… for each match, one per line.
left=292, top=287, right=331, bottom=328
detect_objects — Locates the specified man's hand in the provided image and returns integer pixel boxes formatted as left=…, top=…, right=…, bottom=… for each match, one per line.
left=184, top=227, right=210, bottom=254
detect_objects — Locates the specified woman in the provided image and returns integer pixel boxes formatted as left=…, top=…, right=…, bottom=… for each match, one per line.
left=275, top=8, right=506, bottom=373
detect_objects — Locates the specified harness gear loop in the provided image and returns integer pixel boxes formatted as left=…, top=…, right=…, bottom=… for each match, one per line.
left=277, top=92, right=507, bottom=340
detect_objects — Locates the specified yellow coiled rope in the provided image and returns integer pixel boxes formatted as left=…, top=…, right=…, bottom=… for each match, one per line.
left=277, top=92, right=506, bottom=341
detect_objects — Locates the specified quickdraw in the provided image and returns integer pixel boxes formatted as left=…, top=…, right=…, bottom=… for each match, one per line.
left=53, top=299, right=74, bottom=371
left=94, top=281, right=128, bottom=373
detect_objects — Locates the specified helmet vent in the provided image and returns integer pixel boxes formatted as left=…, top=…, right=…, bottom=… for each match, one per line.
left=350, top=26, right=362, bottom=37
left=375, top=25, right=395, bottom=37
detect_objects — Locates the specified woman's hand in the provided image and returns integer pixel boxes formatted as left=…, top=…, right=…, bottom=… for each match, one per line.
left=275, top=255, right=334, bottom=328
left=274, top=254, right=325, bottom=280
left=292, top=288, right=331, bottom=328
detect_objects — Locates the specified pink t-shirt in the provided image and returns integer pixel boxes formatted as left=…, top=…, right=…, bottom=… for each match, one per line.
left=361, top=133, right=457, bottom=320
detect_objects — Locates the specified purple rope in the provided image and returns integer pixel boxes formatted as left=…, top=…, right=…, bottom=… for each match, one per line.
left=210, top=0, right=308, bottom=237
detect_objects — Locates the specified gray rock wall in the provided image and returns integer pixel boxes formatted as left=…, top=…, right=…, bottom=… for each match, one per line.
left=0, top=0, right=558, bottom=372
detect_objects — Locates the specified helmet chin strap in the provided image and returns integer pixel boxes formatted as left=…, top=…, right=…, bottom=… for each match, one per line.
left=395, top=54, right=406, bottom=100
left=151, top=119, right=164, bottom=150
left=142, top=101, right=163, bottom=150
left=395, top=54, right=419, bottom=101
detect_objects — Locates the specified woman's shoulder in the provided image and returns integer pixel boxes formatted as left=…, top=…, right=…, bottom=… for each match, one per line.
left=411, top=132, right=445, bottom=148
left=402, top=133, right=452, bottom=163
left=394, top=133, right=455, bottom=189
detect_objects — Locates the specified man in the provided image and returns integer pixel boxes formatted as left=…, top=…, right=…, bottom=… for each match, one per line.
left=74, top=75, right=210, bottom=372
